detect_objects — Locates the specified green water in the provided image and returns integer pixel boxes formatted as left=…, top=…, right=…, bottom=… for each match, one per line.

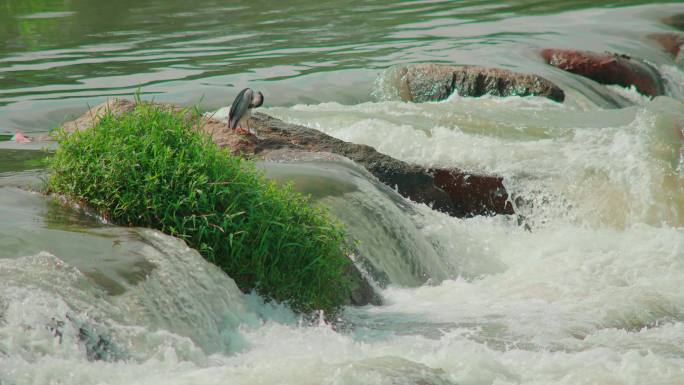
left=1, top=0, right=682, bottom=133
left=0, top=148, right=47, bottom=172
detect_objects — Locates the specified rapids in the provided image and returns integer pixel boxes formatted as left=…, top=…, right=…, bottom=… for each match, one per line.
left=3, top=1, right=684, bottom=384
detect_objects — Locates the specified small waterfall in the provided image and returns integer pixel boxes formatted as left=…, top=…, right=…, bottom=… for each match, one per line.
left=261, top=158, right=457, bottom=287
left=0, top=188, right=258, bottom=366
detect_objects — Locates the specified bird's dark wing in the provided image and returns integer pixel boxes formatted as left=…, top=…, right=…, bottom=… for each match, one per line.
left=229, top=88, right=252, bottom=129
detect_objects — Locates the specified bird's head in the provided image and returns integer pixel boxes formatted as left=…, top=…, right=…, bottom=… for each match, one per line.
left=251, top=91, right=264, bottom=108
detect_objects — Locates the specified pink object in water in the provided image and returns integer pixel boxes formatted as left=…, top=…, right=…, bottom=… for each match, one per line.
left=12, top=130, right=31, bottom=143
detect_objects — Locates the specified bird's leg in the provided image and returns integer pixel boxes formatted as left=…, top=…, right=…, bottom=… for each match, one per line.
left=246, top=118, right=258, bottom=137
left=234, top=119, right=248, bottom=135
left=236, top=119, right=255, bottom=136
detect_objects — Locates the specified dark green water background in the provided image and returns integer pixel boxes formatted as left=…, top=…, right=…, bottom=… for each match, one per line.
left=1, top=0, right=683, bottom=134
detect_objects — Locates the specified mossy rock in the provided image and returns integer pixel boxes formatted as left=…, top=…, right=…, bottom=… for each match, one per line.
left=47, top=101, right=356, bottom=315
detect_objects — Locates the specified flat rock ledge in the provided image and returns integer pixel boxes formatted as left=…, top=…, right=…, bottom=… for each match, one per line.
left=541, top=48, right=665, bottom=97
left=59, top=99, right=516, bottom=306
left=382, top=63, right=565, bottom=103
left=61, top=99, right=514, bottom=219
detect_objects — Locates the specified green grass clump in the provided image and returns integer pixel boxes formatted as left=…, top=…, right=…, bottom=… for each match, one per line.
left=47, top=102, right=352, bottom=315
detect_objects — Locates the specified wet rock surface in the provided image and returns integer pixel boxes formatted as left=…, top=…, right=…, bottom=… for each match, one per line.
left=541, top=48, right=665, bottom=97
left=649, top=32, right=684, bottom=59
left=431, top=169, right=513, bottom=217
left=48, top=314, right=120, bottom=362
left=383, top=63, right=565, bottom=103
left=60, top=99, right=514, bottom=220
left=663, top=14, right=684, bottom=31
left=56, top=99, right=517, bottom=307
left=345, top=260, right=382, bottom=306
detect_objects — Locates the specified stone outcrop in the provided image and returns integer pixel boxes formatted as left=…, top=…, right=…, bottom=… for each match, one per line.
left=61, top=99, right=515, bottom=219
left=58, top=99, right=517, bottom=306
left=345, top=261, right=381, bottom=306
left=248, top=113, right=515, bottom=218
left=382, top=63, right=565, bottom=103
left=541, top=48, right=665, bottom=97
left=663, top=14, right=684, bottom=31
left=649, top=32, right=684, bottom=59
left=431, top=169, right=513, bottom=217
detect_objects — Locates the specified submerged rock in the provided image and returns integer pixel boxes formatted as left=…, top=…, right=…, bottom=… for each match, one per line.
left=345, top=258, right=382, bottom=306
left=49, top=314, right=121, bottom=362
left=663, top=14, right=684, bottom=31
left=382, top=63, right=565, bottom=103
left=541, top=48, right=665, bottom=97
left=334, top=356, right=456, bottom=385
left=649, top=32, right=684, bottom=59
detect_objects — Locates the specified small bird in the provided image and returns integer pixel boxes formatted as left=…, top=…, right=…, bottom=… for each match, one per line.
left=228, top=88, right=264, bottom=136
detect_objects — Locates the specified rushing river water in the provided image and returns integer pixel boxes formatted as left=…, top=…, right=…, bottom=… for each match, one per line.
left=3, top=1, right=684, bottom=384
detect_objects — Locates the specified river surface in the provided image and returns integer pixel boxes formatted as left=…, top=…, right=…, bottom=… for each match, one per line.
left=3, top=1, right=684, bottom=384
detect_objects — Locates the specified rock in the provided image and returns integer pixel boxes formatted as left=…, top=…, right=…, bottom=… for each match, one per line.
left=541, top=48, right=665, bottom=97
left=345, top=258, right=382, bottom=306
left=431, top=169, right=513, bottom=217
left=58, top=98, right=519, bottom=307
left=60, top=98, right=135, bottom=133
left=60, top=99, right=514, bottom=220
left=334, top=357, right=455, bottom=385
left=249, top=113, right=516, bottom=218
left=663, top=14, right=684, bottom=31
left=386, top=63, right=457, bottom=102
left=383, top=63, right=565, bottom=103
left=75, top=321, right=119, bottom=361
left=649, top=32, right=684, bottom=59
left=451, top=66, right=565, bottom=102
left=48, top=314, right=122, bottom=362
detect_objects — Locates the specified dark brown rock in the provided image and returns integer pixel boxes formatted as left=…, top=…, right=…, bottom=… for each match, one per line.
left=248, top=113, right=515, bottom=218
left=451, top=66, right=565, bottom=103
left=388, top=63, right=458, bottom=102
left=431, top=169, right=513, bottom=217
left=541, top=48, right=665, bottom=97
left=60, top=99, right=515, bottom=220
left=649, top=32, right=684, bottom=58
left=384, top=63, right=565, bottom=103
left=248, top=112, right=460, bottom=216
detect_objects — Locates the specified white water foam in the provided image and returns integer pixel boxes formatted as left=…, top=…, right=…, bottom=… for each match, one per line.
left=264, top=94, right=684, bottom=228
left=174, top=92, right=684, bottom=384
left=6, top=72, right=684, bottom=385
